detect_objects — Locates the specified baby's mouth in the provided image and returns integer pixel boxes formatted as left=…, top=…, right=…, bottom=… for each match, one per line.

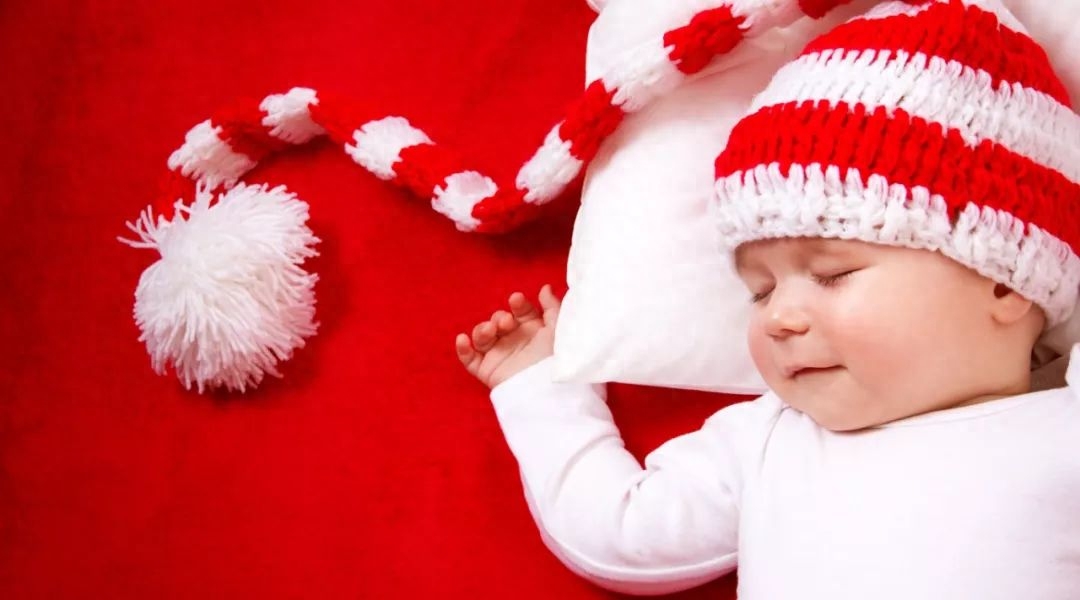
left=787, top=365, right=842, bottom=378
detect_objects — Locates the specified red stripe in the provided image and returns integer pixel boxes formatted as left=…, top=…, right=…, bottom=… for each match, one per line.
left=308, top=91, right=378, bottom=147
left=801, top=0, right=1071, bottom=106
left=559, top=80, right=625, bottom=163
left=663, top=6, right=745, bottom=74
left=211, top=101, right=290, bottom=163
left=472, top=188, right=534, bottom=233
left=797, top=0, right=857, bottom=19
left=395, top=143, right=464, bottom=198
left=714, top=100, right=1080, bottom=252
left=368, top=138, right=528, bottom=231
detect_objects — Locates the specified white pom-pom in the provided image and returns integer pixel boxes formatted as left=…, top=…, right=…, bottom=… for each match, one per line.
left=120, top=183, right=320, bottom=392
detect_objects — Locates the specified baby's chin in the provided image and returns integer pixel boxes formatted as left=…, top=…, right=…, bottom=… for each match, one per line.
left=772, top=371, right=892, bottom=432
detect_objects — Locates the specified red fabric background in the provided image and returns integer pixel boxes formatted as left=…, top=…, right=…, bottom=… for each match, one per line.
left=0, top=1, right=743, bottom=597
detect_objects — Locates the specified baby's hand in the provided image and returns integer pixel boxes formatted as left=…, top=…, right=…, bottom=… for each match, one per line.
left=456, top=284, right=561, bottom=389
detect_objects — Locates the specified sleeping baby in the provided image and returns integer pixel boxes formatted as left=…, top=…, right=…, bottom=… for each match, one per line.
left=456, top=0, right=1080, bottom=597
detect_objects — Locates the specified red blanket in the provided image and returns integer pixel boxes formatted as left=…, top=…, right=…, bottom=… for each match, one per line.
left=0, top=1, right=741, bottom=596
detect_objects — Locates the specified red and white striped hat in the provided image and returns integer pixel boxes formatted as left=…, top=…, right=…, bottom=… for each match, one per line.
left=713, top=0, right=1080, bottom=325
left=124, top=0, right=1076, bottom=392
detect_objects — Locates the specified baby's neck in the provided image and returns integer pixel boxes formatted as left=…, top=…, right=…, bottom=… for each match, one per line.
left=917, top=373, right=1034, bottom=417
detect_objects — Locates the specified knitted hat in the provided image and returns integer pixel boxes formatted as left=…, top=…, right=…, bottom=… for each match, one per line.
left=119, top=0, right=982, bottom=392
left=713, top=0, right=1080, bottom=326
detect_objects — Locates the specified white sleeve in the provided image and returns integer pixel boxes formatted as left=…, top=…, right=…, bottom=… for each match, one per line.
left=489, top=357, right=782, bottom=595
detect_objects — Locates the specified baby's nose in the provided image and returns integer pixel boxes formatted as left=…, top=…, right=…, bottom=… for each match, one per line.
left=764, top=290, right=810, bottom=339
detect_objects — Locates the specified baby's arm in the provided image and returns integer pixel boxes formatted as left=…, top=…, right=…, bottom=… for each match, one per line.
left=458, top=288, right=773, bottom=594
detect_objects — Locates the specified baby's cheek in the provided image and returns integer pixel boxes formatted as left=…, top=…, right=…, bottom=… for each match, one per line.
left=833, top=311, right=908, bottom=397
left=831, top=298, right=896, bottom=356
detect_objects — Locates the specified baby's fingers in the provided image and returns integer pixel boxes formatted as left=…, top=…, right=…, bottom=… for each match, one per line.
left=538, top=284, right=561, bottom=326
left=491, top=310, right=517, bottom=334
left=471, top=321, right=498, bottom=353
left=455, top=333, right=480, bottom=371
left=508, top=291, right=541, bottom=322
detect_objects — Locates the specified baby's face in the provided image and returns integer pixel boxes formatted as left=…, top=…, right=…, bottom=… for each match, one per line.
left=735, top=238, right=1011, bottom=431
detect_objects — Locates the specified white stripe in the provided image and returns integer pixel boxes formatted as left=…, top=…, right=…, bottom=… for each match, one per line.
left=432, top=171, right=495, bottom=231
left=345, top=117, right=432, bottom=181
left=714, top=163, right=1080, bottom=325
left=856, top=0, right=935, bottom=22
left=167, top=120, right=255, bottom=189
left=260, top=87, right=325, bottom=144
left=749, top=49, right=1080, bottom=184
left=606, top=39, right=685, bottom=112
left=517, top=125, right=584, bottom=204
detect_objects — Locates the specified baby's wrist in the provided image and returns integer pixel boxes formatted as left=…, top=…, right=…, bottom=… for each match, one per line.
left=491, top=355, right=554, bottom=391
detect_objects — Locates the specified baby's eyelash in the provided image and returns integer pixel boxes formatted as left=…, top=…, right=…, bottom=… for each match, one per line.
left=749, top=270, right=857, bottom=303
left=812, top=271, right=856, bottom=287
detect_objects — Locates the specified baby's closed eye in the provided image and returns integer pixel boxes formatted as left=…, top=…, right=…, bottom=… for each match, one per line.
left=811, top=269, right=859, bottom=287
left=750, top=288, right=773, bottom=304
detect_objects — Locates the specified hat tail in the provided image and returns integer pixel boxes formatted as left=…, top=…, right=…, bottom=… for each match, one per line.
left=123, top=0, right=860, bottom=393
left=158, top=0, right=860, bottom=234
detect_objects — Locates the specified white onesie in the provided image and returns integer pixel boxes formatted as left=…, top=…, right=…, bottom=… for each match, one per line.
left=489, top=348, right=1080, bottom=598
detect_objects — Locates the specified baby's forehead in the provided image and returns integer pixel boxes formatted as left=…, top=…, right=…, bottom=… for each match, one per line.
left=734, top=237, right=870, bottom=269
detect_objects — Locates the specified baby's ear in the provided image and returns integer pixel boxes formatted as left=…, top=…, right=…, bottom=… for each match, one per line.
left=990, top=283, right=1042, bottom=326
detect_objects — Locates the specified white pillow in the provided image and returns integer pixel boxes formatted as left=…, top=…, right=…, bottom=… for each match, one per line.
left=553, top=0, right=1080, bottom=392
left=553, top=68, right=769, bottom=393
